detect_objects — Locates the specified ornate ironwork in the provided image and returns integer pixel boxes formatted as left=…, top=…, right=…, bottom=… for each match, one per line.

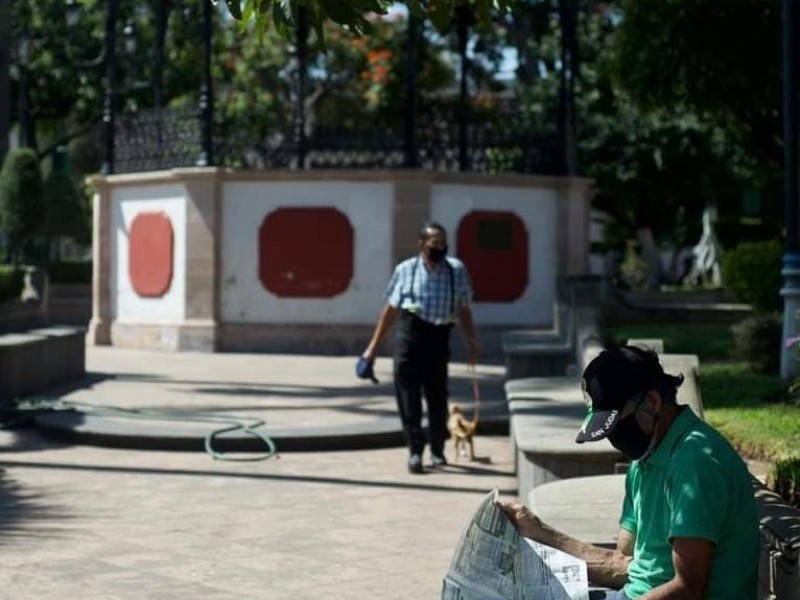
left=114, top=84, right=559, bottom=175
left=114, top=107, right=201, bottom=174
left=211, top=96, right=561, bottom=176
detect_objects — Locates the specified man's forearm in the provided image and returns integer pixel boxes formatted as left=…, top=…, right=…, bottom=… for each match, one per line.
left=458, top=305, right=476, bottom=341
left=364, top=304, right=399, bottom=358
left=534, top=523, right=630, bottom=589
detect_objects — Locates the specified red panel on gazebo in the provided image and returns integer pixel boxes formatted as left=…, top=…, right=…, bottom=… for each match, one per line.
left=129, top=212, right=174, bottom=298
left=259, top=207, right=354, bottom=298
left=457, top=210, right=528, bottom=302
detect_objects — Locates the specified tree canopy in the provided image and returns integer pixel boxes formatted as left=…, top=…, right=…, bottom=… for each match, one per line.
left=4, top=0, right=784, bottom=271
left=612, top=0, right=782, bottom=177
left=222, top=0, right=518, bottom=39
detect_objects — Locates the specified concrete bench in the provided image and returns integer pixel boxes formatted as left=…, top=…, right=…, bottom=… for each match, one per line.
left=528, top=474, right=800, bottom=600
left=0, top=327, right=86, bottom=400
left=503, top=305, right=573, bottom=378
left=756, top=484, right=800, bottom=600
left=506, top=352, right=704, bottom=500
left=504, top=306, right=602, bottom=379
left=508, top=379, right=626, bottom=499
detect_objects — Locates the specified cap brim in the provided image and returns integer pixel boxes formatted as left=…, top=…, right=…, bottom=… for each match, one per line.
left=575, top=409, right=620, bottom=443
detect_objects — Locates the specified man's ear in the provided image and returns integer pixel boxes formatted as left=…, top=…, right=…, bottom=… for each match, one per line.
left=644, top=390, right=662, bottom=414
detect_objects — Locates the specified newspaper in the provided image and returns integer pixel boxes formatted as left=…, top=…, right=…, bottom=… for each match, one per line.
left=442, top=489, right=589, bottom=600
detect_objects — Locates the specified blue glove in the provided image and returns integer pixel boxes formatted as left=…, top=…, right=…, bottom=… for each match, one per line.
left=355, top=357, right=379, bottom=384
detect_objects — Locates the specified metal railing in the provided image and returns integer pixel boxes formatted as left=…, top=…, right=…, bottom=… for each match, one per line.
left=113, top=103, right=563, bottom=176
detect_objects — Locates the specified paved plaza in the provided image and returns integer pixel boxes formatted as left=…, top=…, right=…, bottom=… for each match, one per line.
left=0, top=348, right=771, bottom=599
left=0, top=348, right=515, bottom=599
left=34, top=348, right=509, bottom=450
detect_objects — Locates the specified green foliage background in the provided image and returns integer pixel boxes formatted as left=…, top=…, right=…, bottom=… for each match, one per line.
left=4, top=0, right=787, bottom=266
left=0, top=265, right=24, bottom=303
left=0, top=149, right=44, bottom=262
left=722, top=241, right=784, bottom=313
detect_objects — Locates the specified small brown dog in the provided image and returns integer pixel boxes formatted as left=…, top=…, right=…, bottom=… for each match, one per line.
left=447, top=404, right=478, bottom=462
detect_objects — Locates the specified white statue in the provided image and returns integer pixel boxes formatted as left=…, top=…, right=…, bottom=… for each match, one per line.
left=684, top=205, right=722, bottom=287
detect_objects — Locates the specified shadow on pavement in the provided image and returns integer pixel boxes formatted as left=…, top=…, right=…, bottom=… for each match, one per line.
left=40, top=368, right=506, bottom=397
left=0, top=468, right=73, bottom=544
left=0, top=460, right=516, bottom=496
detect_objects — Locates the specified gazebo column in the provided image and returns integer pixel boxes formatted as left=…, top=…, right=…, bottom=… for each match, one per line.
left=197, top=0, right=215, bottom=167
left=557, top=0, right=579, bottom=176
left=293, top=6, right=310, bottom=170
left=403, top=12, right=420, bottom=169
left=86, top=177, right=112, bottom=345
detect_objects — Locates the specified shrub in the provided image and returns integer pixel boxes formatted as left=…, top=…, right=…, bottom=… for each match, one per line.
left=722, top=240, right=783, bottom=313
left=731, top=314, right=783, bottom=374
left=768, top=457, right=800, bottom=508
left=43, top=169, right=88, bottom=242
left=0, top=265, right=24, bottom=303
left=0, top=148, right=44, bottom=263
left=47, top=261, right=92, bottom=284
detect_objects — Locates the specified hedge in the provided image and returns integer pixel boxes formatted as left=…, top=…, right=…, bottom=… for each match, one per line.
left=0, top=265, right=24, bottom=303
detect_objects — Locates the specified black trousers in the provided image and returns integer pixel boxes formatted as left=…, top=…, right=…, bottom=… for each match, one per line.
left=393, top=311, right=452, bottom=457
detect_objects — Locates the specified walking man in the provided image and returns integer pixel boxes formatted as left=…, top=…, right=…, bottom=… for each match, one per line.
left=361, top=222, right=477, bottom=474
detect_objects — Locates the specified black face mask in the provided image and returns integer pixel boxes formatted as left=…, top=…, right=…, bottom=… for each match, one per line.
left=427, top=245, right=448, bottom=264
left=608, top=412, right=653, bottom=460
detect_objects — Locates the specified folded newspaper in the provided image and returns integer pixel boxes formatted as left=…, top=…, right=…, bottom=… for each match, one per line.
left=442, top=489, right=589, bottom=600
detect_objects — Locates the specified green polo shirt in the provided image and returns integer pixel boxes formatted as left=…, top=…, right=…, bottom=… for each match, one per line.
left=619, top=407, right=759, bottom=599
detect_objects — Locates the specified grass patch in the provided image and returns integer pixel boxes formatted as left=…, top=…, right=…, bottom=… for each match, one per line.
left=702, top=361, right=798, bottom=461
left=604, top=325, right=799, bottom=462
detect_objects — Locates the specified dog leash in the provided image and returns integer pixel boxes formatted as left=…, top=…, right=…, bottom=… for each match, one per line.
left=468, top=363, right=481, bottom=422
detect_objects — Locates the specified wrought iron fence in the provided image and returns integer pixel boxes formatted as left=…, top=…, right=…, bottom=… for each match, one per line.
left=114, top=102, right=562, bottom=176
left=115, top=107, right=201, bottom=174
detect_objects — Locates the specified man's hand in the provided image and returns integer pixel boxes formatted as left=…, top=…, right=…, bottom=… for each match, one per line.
left=496, top=500, right=544, bottom=541
left=499, top=498, right=632, bottom=590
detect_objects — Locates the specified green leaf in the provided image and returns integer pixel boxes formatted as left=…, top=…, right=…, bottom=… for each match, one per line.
left=271, top=0, right=292, bottom=38
left=240, top=0, right=256, bottom=29
left=226, top=0, right=243, bottom=20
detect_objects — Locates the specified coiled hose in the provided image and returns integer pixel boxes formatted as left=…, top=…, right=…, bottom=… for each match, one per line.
left=0, top=397, right=279, bottom=462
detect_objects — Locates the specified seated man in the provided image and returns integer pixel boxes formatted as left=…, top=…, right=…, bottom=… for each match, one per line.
left=498, top=346, right=759, bottom=599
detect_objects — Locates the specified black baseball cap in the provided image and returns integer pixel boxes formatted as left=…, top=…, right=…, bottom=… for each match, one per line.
left=575, top=346, right=665, bottom=443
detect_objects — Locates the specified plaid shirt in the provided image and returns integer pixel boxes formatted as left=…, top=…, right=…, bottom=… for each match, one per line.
left=385, top=256, right=473, bottom=325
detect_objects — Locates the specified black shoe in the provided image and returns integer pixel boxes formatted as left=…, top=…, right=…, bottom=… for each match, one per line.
left=408, top=454, right=424, bottom=474
left=431, top=454, right=448, bottom=468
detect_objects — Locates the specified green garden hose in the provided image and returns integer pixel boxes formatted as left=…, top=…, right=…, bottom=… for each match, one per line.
left=1, top=397, right=279, bottom=462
